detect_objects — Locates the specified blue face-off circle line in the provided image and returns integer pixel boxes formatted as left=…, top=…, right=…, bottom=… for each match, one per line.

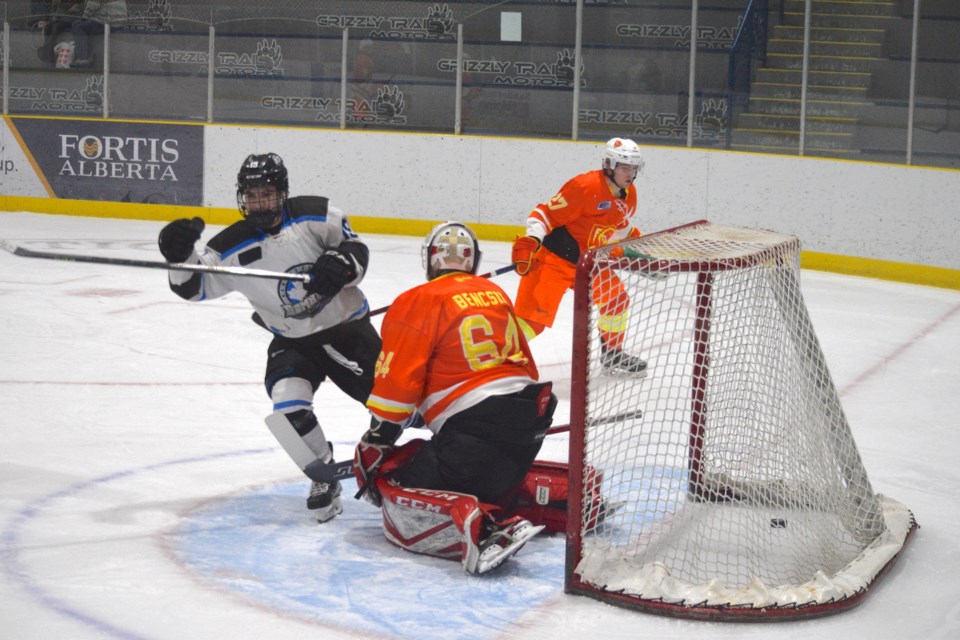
left=0, top=448, right=274, bottom=640
left=1, top=447, right=568, bottom=640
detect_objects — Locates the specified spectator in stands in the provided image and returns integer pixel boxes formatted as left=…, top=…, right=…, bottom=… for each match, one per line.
left=69, top=0, right=128, bottom=68
left=35, top=0, right=83, bottom=65
left=350, top=40, right=378, bottom=126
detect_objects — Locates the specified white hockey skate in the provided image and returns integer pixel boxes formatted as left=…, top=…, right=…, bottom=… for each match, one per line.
left=472, top=518, right=545, bottom=575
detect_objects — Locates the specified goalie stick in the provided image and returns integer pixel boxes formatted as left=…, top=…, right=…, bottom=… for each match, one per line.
left=368, top=263, right=517, bottom=317
left=0, top=239, right=311, bottom=283
left=305, top=414, right=641, bottom=482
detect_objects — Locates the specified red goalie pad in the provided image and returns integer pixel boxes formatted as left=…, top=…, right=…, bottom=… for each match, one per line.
left=367, top=440, right=547, bottom=573
left=501, top=460, right=606, bottom=533
left=376, top=478, right=490, bottom=565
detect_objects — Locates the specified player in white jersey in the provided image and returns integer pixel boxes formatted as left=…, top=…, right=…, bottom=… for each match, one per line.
left=157, top=153, right=381, bottom=523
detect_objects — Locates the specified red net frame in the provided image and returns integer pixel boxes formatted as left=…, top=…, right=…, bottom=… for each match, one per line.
left=563, top=220, right=917, bottom=621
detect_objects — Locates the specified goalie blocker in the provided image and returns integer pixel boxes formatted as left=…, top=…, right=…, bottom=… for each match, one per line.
left=357, top=440, right=609, bottom=574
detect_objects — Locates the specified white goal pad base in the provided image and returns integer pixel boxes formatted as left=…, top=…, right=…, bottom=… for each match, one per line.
left=576, top=481, right=915, bottom=609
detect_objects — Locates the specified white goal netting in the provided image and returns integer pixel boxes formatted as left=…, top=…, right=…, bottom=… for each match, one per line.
left=567, top=221, right=916, bottom=620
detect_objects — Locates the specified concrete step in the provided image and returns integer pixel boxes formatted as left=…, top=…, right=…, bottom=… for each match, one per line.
left=748, top=95, right=868, bottom=117
left=771, top=24, right=886, bottom=44
left=756, top=67, right=872, bottom=89
left=728, top=140, right=862, bottom=159
left=736, top=112, right=858, bottom=134
left=767, top=37, right=883, bottom=58
left=782, top=11, right=898, bottom=29
left=765, top=52, right=883, bottom=73
left=751, top=81, right=869, bottom=101
left=729, top=128, right=856, bottom=151
left=782, top=0, right=899, bottom=16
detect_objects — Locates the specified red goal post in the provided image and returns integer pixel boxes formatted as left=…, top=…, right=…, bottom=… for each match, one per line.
left=564, top=220, right=917, bottom=621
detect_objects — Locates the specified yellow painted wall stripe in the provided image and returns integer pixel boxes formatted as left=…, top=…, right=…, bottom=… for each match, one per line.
left=4, top=198, right=955, bottom=290
left=802, top=251, right=960, bottom=290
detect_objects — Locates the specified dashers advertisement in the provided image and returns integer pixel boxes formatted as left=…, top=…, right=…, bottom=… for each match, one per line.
left=6, top=118, right=203, bottom=205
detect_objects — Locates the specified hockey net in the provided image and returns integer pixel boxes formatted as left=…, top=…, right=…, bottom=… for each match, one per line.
left=565, top=220, right=917, bottom=620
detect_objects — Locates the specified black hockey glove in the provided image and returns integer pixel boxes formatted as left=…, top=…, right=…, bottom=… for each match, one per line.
left=305, top=250, right=356, bottom=297
left=158, top=217, right=205, bottom=263
left=361, top=419, right=403, bottom=447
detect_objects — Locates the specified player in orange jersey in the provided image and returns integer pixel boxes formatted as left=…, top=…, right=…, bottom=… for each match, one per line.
left=511, top=137, right=648, bottom=376
left=353, top=221, right=557, bottom=574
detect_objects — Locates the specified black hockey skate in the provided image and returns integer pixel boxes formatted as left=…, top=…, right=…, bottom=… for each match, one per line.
left=308, top=479, right=343, bottom=523
left=600, top=345, right=648, bottom=377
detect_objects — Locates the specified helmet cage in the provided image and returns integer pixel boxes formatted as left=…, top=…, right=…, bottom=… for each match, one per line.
left=421, top=221, right=482, bottom=281
left=236, top=153, right=289, bottom=228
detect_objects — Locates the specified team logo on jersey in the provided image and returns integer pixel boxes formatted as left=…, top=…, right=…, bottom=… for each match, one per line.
left=278, top=263, right=329, bottom=319
left=588, top=225, right=617, bottom=249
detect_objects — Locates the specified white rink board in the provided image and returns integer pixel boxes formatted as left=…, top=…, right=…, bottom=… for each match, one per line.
left=202, top=127, right=960, bottom=270
left=1, top=120, right=956, bottom=269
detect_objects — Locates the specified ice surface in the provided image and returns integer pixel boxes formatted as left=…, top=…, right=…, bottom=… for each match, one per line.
left=1, top=213, right=958, bottom=639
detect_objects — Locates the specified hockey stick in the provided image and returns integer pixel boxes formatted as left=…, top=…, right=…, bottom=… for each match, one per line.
left=0, top=239, right=311, bottom=282
left=368, top=263, right=517, bottom=317
left=322, top=421, right=569, bottom=483
left=543, top=409, right=644, bottom=436
left=311, top=414, right=641, bottom=482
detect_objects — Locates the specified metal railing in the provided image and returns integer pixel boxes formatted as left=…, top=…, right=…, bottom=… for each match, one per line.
left=726, top=0, right=768, bottom=148
left=1, top=1, right=957, bottom=168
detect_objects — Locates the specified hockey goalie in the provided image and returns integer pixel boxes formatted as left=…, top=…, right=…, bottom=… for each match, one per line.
left=351, top=221, right=583, bottom=574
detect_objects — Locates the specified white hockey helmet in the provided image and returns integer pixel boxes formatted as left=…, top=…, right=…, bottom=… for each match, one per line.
left=602, top=137, right=645, bottom=174
left=421, top=221, right=482, bottom=281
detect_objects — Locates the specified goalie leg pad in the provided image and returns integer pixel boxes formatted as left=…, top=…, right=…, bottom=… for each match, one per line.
left=376, top=480, right=488, bottom=565
left=501, top=460, right=570, bottom=533
left=501, top=461, right=607, bottom=533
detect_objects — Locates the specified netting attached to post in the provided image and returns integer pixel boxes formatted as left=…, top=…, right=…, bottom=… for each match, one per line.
left=565, top=220, right=917, bottom=621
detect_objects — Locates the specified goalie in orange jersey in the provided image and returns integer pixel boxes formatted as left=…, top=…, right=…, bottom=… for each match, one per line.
left=511, top=137, right=648, bottom=376
left=352, top=221, right=558, bottom=574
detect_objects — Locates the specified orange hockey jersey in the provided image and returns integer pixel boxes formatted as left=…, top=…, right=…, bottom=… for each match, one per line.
left=366, top=272, right=539, bottom=431
left=526, top=169, right=639, bottom=262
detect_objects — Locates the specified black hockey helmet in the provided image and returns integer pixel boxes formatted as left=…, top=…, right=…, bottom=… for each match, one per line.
left=236, top=153, right=289, bottom=229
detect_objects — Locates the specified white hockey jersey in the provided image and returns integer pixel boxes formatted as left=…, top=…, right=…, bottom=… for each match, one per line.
left=168, top=196, right=370, bottom=338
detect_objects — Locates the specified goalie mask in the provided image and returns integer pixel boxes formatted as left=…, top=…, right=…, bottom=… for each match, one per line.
left=237, top=153, right=289, bottom=230
left=602, top=138, right=644, bottom=191
left=422, top=221, right=482, bottom=281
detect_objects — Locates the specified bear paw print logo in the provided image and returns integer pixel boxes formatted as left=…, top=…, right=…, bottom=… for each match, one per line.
left=375, top=86, right=405, bottom=119
left=84, top=75, right=104, bottom=107
left=426, top=3, right=454, bottom=36
left=554, top=48, right=582, bottom=84
left=699, top=98, right=727, bottom=127
left=255, top=39, right=283, bottom=71
left=147, top=0, right=172, bottom=25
